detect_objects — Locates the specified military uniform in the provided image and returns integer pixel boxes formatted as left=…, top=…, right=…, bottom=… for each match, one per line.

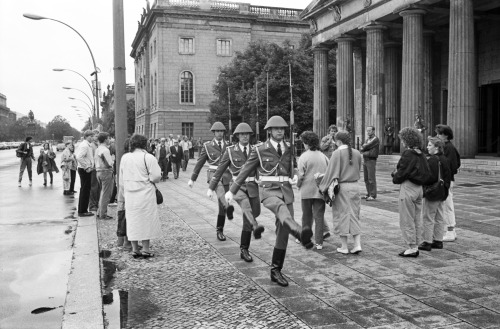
left=191, top=138, right=234, bottom=237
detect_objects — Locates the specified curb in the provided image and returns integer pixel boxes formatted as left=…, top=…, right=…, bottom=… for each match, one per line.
left=62, top=216, right=104, bottom=329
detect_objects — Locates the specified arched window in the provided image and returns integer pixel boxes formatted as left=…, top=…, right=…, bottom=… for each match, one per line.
left=180, top=71, right=194, bottom=104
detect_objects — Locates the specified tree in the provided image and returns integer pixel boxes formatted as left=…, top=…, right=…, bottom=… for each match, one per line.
left=209, top=34, right=336, bottom=141
left=46, top=115, right=77, bottom=141
left=5, top=116, right=47, bottom=141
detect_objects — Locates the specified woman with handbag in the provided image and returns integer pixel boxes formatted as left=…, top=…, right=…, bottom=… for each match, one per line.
left=419, top=137, right=451, bottom=251
left=60, top=142, right=77, bottom=195
left=318, top=131, right=362, bottom=254
left=119, top=134, right=162, bottom=259
left=37, top=142, right=59, bottom=186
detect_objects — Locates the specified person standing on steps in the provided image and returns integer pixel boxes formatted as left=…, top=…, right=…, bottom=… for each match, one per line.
left=17, top=136, right=35, bottom=187
left=207, top=122, right=265, bottom=263
left=360, top=126, right=380, bottom=201
left=225, top=116, right=314, bottom=288
left=188, top=122, right=234, bottom=241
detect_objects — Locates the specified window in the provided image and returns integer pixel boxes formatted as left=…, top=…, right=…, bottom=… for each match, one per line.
left=154, top=39, right=156, bottom=57
left=182, top=122, right=194, bottom=138
left=154, top=72, right=157, bottom=105
left=179, top=37, right=194, bottom=54
left=154, top=123, right=157, bottom=138
left=180, top=71, right=194, bottom=104
left=217, top=39, right=231, bottom=56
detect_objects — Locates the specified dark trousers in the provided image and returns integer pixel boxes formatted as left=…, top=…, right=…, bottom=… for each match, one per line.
left=70, top=170, right=76, bottom=192
left=182, top=151, right=189, bottom=171
left=18, top=157, right=32, bottom=182
left=172, top=161, right=181, bottom=178
left=363, top=159, right=377, bottom=198
left=89, top=170, right=100, bottom=210
left=262, top=196, right=295, bottom=250
left=301, top=199, right=326, bottom=245
left=159, top=158, right=168, bottom=179
left=78, top=168, right=92, bottom=213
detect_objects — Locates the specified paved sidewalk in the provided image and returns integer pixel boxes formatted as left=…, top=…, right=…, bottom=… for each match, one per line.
left=98, top=163, right=500, bottom=328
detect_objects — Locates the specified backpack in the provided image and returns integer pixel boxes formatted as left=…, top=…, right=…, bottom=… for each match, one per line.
left=16, top=144, right=24, bottom=158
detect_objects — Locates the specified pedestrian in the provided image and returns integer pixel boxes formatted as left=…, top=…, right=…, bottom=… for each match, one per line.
left=207, top=123, right=265, bottom=262
left=117, top=138, right=131, bottom=251
left=61, top=141, right=77, bottom=195
left=156, top=137, right=170, bottom=181
left=226, top=116, right=314, bottom=287
left=189, top=137, right=195, bottom=159
left=435, top=124, right=461, bottom=242
left=189, top=122, right=235, bottom=241
left=319, top=131, right=363, bottom=254
left=360, top=126, right=380, bottom=201
left=384, top=117, right=395, bottom=155
left=320, top=124, right=338, bottom=159
left=75, top=130, right=96, bottom=217
left=297, top=131, right=329, bottom=250
left=196, top=137, right=203, bottom=157
left=419, top=136, right=451, bottom=251
left=169, top=139, right=183, bottom=179
left=89, top=129, right=101, bottom=212
left=179, top=136, right=190, bottom=171
left=119, top=134, right=162, bottom=258
left=94, top=132, right=114, bottom=220
left=108, top=138, right=117, bottom=204
left=17, top=136, right=35, bottom=187
left=392, top=127, right=429, bottom=258
left=37, top=142, right=58, bottom=186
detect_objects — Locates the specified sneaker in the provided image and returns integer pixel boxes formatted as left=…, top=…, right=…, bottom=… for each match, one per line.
left=361, top=195, right=369, bottom=200
left=350, top=246, right=362, bottom=254
left=315, top=244, right=323, bottom=250
left=337, top=247, right=349, bottom=254
left=366, top=196, right=376, bottom=201
left=431, top=240, right=443, bottom=249
left=418, top=242, right=432, bottom=251
left=443, top=230, right=456, bottom=242
left=294, top=238, right=301, bottom=244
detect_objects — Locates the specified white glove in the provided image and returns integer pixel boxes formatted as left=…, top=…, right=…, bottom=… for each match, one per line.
left=188, top=180, right=194, bottom=188
left=206, top=189, right=215, bottom=199
left=289, top=175, right=298, bottom=185
left=225, top=191, right=234, bottom=204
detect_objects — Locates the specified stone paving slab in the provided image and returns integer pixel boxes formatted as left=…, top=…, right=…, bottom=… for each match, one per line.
left=97, top=162, right=500, bottom=328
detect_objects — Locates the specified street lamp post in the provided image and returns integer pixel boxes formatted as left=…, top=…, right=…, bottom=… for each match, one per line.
left=53, top=68, right=94, bottom=106
left=71, top=105, right=93, bottom=127
left=63, top=87, right=94, bottom=112
left=266, top=69, right=269, bottom=122
left=255, top=78, right=260, bottom=142
left=228, top=84, right=232, bottom=143
left=69, top=97, right=93, bottom=113
left=23, top=13, right=100, bottom=119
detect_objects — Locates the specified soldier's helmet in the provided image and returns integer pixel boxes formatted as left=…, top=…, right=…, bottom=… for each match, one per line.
left=210, top=121, right=226, bottom=131
left=264, top=116, right=288, bottom=130
left=233, top=122, right=253, bottom=135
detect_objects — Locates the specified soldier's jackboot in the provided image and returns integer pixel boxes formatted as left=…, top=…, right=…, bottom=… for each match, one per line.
left=216, top=215, right=226, bottom=241
left=226, top=205, right=234, bottom=220
left=270, top=248, right=288, bottom=287
left=240, top=231, right=253, bottom=262
left=286, top=219, right=313, bottom=249
left=253, top=222, right=265, bottom=239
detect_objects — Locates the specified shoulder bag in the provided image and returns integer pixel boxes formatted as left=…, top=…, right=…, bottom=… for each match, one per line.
left=144, top=154, right=163, bottom=204
left=423, top=158, right=446, bottom=202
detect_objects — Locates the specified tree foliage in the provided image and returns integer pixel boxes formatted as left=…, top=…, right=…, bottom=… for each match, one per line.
left=97, top=98, right=136, bottom=136
left=209, top=34, right=336, bottom=141
left=46, top=115, right=81, bottom=141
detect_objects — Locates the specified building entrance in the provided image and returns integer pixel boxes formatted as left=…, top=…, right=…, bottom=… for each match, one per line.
left=478, top=83, right=500, bottom=156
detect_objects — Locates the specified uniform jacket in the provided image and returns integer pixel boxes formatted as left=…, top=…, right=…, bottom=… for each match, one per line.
left=191, top=139, right=231, bottom=185
left=209, top=143, right=258, bottom=198
left=361, top=136, right=380, bottom=159
left=17, top=142, right=35, bottom=159
left=169, top=145, right=183, bottom=164
left=230, top=139, right=296, bottom=204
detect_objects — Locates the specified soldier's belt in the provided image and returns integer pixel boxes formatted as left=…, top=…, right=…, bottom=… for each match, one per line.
left=233, top=176, right=255, bottom=182
left=208, top=165, right=218, bottom=171
left=259, top=176, right=289, bottom=182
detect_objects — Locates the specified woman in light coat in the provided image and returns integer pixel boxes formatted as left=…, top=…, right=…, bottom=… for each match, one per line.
left=60, top=142, right=77, bottom=195
left=297, top=131, right=329, bottom=250
left=119, top=134, right=162, bottom=258
left=37, top=142, right=59, bottom=186
left=318, top=131, right=363, bottom=254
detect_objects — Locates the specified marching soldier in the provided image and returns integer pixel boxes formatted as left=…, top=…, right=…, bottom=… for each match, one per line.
left=225, top=116, right=313, bottom=287
left=188, top=122, right=234, bottom=241
left=207, top=123, right=265, bottom=263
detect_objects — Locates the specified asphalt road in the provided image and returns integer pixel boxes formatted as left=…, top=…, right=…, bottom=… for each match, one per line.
left=0, top=147, right=78, bottom=329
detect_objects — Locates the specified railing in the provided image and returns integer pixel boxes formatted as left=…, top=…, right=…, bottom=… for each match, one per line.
left=211, top=0, right=239, bottom=11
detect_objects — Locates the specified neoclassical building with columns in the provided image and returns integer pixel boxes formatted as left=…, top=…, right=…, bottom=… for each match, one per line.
left=301, top=0, right=500, bottom=158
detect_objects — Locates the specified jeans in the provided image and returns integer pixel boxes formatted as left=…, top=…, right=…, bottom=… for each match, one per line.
left=182, top=151, right=190, bottom=171
left=363, top=159, right=377, bottom=198
left=19, top=157, right=32, bottom=182
left=301, top=199, right=326, bottom=245
left=97, top=171, right=114, bottom=217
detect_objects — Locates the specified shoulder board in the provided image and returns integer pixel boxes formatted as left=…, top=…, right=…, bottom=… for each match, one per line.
left=285, top=142, right=291, bottom=147
left=203, top=141, right=211, bottom=145
left=227, top=145, right=235, bottom=150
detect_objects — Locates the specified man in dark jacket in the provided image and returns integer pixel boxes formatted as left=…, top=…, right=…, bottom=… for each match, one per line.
left=17, top=136, right=35, bottom=187
left=435, top=124, right=461, bottom=242
left=169, top=139, right=183, bottom=179
left=360, top=126, right=380, bottom=201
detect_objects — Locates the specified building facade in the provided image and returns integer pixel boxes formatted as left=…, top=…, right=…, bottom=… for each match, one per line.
left=302, top=0, right=500, bottom=157
left=0, top=93, right=16, bottom=123
left=131, top=0, right=309, bottom=141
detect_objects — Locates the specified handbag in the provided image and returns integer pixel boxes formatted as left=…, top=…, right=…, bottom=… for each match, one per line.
left=423, top=159, right=446, bottom=202
left=314, top=173, right=340, bottom=207
left=144, top=154, right=163, bottom=204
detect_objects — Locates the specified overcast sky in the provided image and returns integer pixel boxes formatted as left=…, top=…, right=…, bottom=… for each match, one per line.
left=0, top=0, right=309, bottom=130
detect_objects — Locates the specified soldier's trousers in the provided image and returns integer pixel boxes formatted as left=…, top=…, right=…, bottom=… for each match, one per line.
left=262, top=196, right=296, bottom=250
left=233, top=189, right=261, bottom=231
left=215, top=183, right=230, bottom=216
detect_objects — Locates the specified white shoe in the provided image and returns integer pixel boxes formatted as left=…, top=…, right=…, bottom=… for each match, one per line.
left=315, top=244, right=323, bottom=250
left=443, top=230, right=456, bottom=242
left=350, top=246, right=362, bottom=254
left=337, top=247, right=349, bottom=254
left=295, top=238, right=301, bottom=244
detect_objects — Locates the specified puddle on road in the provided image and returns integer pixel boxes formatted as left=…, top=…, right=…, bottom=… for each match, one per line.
left=101, top=255, right=160, bottom=328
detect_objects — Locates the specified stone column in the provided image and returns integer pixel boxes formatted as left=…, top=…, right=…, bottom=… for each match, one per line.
left=364, top=24, right=386, bottom=147
left=448, top=0, right=476, bottom=157
left=336, top=37, right=355, bottom=134
left=313, top=47, right=330, bottom=138
left=384, top=42, right=401, bottom=151
left=400, top=9, right=425, bottom=131
left=353, top=46, right=365, bottom=148
left=423, top=32, right=434, bottom=143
